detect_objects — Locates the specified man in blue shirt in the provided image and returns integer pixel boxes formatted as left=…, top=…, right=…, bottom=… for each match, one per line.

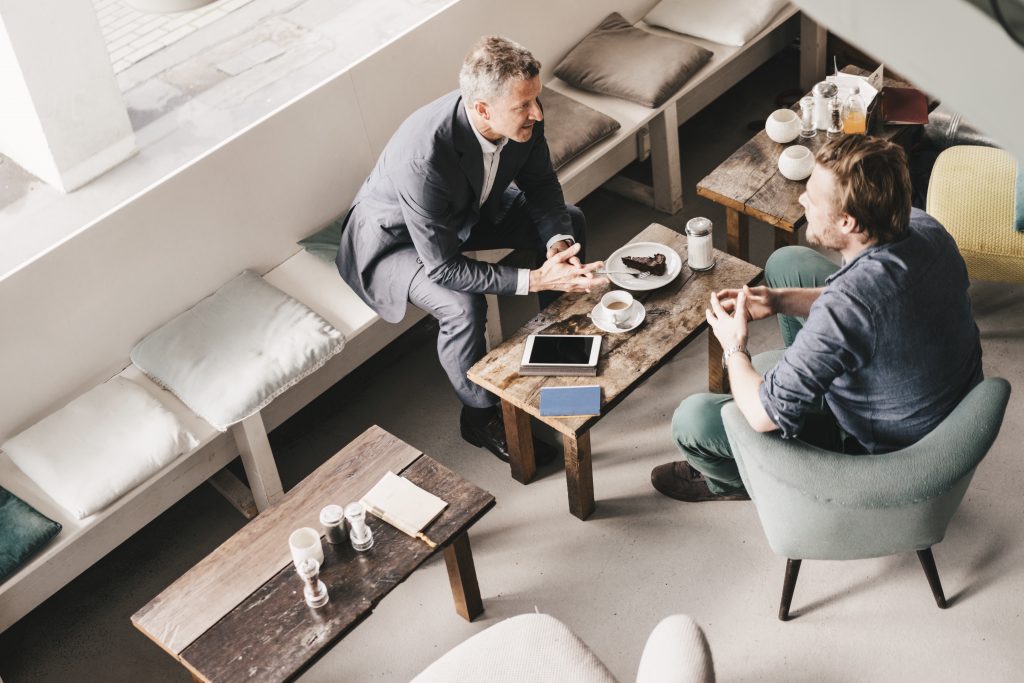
left=652, top=135, right=983, bottom=502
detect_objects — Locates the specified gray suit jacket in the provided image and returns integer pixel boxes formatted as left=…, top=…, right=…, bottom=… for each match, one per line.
left=336, top=90, right=572, bottom=323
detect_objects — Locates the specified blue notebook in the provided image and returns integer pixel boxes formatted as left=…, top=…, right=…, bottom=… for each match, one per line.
left=539, top=385, right=601, bottom=417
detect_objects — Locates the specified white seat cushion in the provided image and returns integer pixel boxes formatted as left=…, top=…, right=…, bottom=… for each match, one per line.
left=1, top=377, right=198, bottom=519
left=412, top=614, right=618, bottom=683
left=130, top=271, right=344, bottom=431
left=645, top=0, right=789, bottom=47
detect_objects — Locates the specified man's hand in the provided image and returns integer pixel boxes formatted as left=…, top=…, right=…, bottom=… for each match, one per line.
left=546, top=239, right=581, bottom=266
left=706, top=288, right=749, bottom=350
left=530, top=242, right=607, bottom=293
left=717, top=285, right=776, bottom=321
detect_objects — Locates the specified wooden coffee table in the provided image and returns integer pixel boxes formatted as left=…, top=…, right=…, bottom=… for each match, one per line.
left=132, top=426, right=494, bottom=683
left=697, top=66, right=927, bottom=261
left=467, top=223, right=761, bottom=520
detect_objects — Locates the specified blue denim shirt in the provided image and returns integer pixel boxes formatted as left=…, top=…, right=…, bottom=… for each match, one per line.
left=759, top=209, right=983, bottom=454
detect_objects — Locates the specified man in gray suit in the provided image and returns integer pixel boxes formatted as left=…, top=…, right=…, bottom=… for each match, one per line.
left=337, top=36, right=606, bottom=463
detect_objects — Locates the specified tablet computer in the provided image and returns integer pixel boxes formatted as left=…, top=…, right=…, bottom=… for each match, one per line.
left=519, top=334, right=601, bottom=376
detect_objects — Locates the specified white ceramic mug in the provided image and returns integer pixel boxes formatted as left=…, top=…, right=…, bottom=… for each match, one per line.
left=600, top=290, right=634, bottom=324
left=289, top=527, right=325, bottom=569
left=765, top=108, right=801, bottom=143
left=777, top=145, right=814, bottom=181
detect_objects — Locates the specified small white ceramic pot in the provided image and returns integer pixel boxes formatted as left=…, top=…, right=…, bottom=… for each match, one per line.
left=777, top=145, right=814, bottom=181
left=765, top=109, right=801, bottom=143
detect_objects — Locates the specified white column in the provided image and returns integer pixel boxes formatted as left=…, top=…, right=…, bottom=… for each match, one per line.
left=0, top=0, right=136, bottom=192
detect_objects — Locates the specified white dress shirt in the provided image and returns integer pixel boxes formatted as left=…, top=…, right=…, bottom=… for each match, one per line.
left=467, top=109, right=574, bottom=295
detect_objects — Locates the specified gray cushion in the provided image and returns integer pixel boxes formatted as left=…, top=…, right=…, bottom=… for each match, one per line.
left=131, top=271, right=344, bottom=431
left=542, top=87, right=621, bottom=171
left=0, top=487, right=61, bottom=582
left=554, top=13, right=713, bottom=108
left=298, top=216, right=345, bottom=264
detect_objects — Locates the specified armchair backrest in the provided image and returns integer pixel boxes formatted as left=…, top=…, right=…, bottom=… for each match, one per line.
left=722, top=378, right=1011, bottom=560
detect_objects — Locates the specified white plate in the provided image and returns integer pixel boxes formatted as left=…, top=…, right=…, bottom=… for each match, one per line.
left=589, top=301, right=646, bottom=334
left=605, top=242, right=683, bottom=291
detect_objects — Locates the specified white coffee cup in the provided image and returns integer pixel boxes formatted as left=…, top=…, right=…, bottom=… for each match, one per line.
left=289, top=527, right=325, bottom=569
left=600, top=290, right=634, bottom=324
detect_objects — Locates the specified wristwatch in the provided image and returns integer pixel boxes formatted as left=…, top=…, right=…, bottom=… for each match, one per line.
left=722, top=343, right=751, bottom=369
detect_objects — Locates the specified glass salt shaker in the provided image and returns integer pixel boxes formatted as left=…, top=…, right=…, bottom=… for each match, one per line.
left=827, top=96, right=844, bottom=139
left=799, top=95, right=816, bottom=138
left=345, top=502, right=374, bottom=552
left=812, top=81, right=838, bottom=130
left=320, top=504, right=346, bottom=545
left=297, top=557, right=329, bottom=608
left=685, top=217, right=715, bottom=272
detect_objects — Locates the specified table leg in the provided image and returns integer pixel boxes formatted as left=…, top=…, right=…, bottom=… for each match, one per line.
left=774, top=227, right=799, bottom=251
left=708, top=333, right=730, bottom=394
left=501, top=400, right=536, bottom=484
left=564, top=432, right=595, bottom=520
left=799, top=13, right=828, bottom=93
left=443, top=532, right=483, bottom=621
left=726, top=208, right=749, bottom=261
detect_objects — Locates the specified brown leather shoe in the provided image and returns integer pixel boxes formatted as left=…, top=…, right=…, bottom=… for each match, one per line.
left=650, top=461, right=750, bottom=502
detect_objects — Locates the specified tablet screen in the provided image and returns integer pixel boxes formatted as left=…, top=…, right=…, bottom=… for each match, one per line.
left=526, top=336, right=595, bottom=365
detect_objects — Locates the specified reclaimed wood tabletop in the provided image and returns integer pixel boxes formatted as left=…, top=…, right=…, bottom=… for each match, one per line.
left=132, top=425, right=495, bottom=683
left=468, top=223, right=761, bottom=519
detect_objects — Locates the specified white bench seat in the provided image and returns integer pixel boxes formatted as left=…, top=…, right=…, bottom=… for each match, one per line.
left=552, top=4, right=802, bottom=213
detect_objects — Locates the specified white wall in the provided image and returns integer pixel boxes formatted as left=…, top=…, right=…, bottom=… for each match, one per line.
left=0, top=0, right=657, bottom=440
left=0, top=0, right=135, bottom=191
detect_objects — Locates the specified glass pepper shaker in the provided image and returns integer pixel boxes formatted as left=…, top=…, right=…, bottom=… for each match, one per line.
left=799, top=95, right=816, bottom=139
left=345, top=502, right=374, bottom=552
left=827, top=97, right=844, bottom=139
left=297, top=557, right=329, bottom=608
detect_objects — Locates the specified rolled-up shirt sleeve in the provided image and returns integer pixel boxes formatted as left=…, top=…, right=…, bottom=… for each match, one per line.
left=759, top=288, right=875, bottom=439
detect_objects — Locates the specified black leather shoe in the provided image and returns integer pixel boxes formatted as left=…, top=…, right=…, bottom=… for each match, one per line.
left=460, top=406, right=557, bottom=466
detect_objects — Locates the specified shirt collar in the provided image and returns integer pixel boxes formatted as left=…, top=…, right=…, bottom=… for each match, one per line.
left=465, top=106, right=507, bottom=153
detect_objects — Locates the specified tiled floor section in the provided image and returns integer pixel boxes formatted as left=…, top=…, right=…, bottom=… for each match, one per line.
left=93, top=0, right=255, bottom=73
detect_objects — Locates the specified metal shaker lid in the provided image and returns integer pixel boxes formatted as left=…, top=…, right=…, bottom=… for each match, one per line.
left=685, top=217, right=712, bottom=236
left=813, top=81, right=838, bottom=98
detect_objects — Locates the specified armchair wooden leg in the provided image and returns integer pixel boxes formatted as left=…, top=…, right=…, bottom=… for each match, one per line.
left=779, top=559, right=802, bottom=621
left=917, top=548, right=948, bottom=609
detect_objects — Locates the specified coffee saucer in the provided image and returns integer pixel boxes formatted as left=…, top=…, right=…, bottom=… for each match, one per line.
left=589, top=301, right=646, bottom=334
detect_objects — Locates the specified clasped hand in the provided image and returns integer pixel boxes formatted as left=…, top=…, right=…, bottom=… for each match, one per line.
left=529, top=241, right=607, bottom=293
left=706, top=285, right=777, bottom=349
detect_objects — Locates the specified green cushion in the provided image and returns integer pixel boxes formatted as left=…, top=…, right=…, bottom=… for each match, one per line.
left=0, top=487, right=61, bottom=583
left=298, top=216, right=345, bottom=264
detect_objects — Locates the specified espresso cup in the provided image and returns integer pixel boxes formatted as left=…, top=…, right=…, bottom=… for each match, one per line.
left=600, top=290, right=634, bottom=324
left=289, top=527, right=325, bottom=569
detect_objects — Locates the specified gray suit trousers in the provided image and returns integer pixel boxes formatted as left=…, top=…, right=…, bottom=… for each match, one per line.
left=409, top=189, right=586, bottom=408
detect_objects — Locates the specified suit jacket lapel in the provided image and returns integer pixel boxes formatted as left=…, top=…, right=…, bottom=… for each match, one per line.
left=454, top=102, right=484, bottom=205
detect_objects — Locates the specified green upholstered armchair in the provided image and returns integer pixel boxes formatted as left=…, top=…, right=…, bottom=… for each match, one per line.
left=722, top=353, right=1011, bottom=621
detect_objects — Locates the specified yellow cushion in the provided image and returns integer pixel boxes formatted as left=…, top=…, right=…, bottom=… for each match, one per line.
left=927, top=145, right=1024, bottom=282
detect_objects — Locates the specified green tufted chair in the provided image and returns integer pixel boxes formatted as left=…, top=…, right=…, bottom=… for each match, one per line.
left=722, top=351, right=1011, bottom=621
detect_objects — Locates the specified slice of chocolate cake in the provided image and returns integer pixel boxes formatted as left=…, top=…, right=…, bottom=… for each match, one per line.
left=621, top=253, right=667, bottom=276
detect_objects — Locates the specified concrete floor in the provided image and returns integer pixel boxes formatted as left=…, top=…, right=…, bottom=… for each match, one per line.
left=2, top=49, right=1023, bottom=682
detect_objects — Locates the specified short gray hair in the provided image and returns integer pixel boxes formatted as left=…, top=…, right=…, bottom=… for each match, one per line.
left=459, top=36, right=541, bottom=104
